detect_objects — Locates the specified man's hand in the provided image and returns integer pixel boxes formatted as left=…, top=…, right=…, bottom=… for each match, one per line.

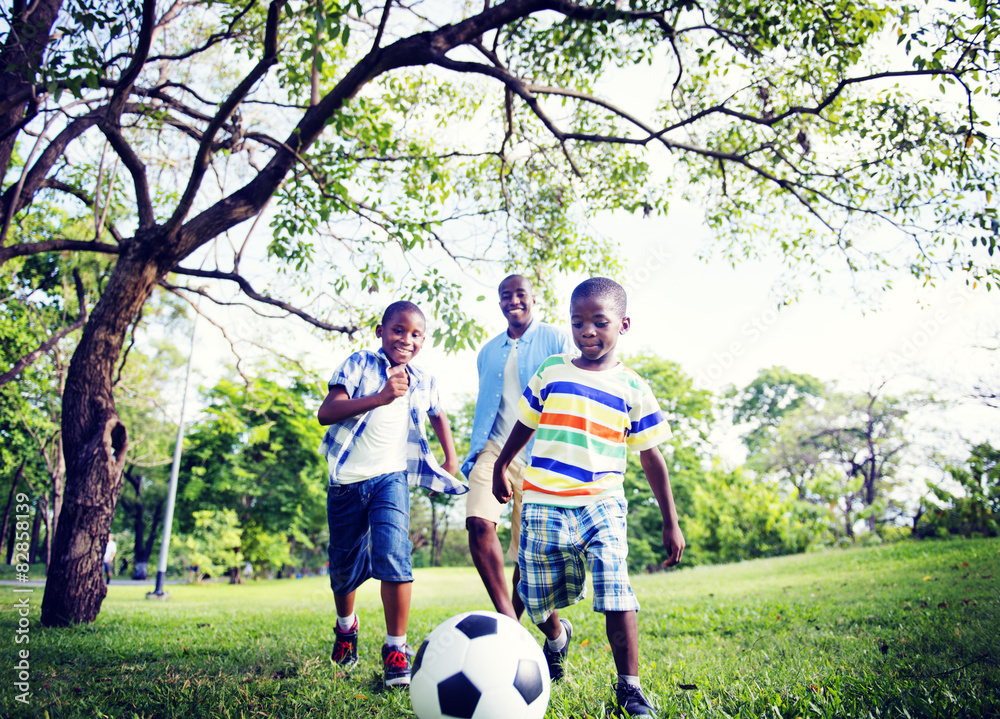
left=378, top=364, right=409, bottom=404
left=661, top=523, right=685, bottom=567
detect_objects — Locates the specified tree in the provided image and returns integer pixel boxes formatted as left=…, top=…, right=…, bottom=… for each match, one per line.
left=173, top=365, right=327, bottom=575
left=683, top=463, right=830, bottom=565
left=116, top=466, right=167, bottom=579
left=0, top=304, right=72, bottom=566
left=750, top=385, right=917, bottom=540
left=412, top=399, right=473, bottom=568
left=2, top=0, right=996, bottom=625
left=916, top=442, right=1000, bottom=538
left=620, top=353, right=714, bottom=569
left=171, top=508, right=243, bottom=581
left=729, top=366, right=826, bottom=459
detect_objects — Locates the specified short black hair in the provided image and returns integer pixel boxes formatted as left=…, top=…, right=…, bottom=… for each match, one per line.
left=570, top=277, right=627, bottom=317
left=381, top=300, right=425, bottom=326
left=498, top=274, right=533, bottom=293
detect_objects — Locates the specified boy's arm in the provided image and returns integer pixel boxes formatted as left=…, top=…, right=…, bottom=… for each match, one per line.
left=317, top=365, right=408, bottom=425
left=428, top=412, right=459, bottom=476
left=492, top=420, right=535, bottom=504
left=639, top=446, right=685, bottom=567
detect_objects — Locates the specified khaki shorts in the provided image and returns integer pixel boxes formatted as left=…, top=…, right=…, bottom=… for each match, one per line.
left=465, top=440, right=528, bottom=561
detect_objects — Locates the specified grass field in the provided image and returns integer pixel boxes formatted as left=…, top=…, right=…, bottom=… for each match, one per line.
left=1, top=537, right=997, bottom=718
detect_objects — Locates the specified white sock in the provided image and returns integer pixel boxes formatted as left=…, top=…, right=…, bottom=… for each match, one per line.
left=337, top=613, right=357, bottom=632
left=386, top=633, right=406, bottom=648
left=545, top=628, right=568, bottom=652
left=618, top=674, right=641, bottom=689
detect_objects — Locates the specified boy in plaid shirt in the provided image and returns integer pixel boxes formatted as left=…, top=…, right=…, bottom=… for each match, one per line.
left=493, top=278, right=684, bottom=717
left=318, top=300, right=466, bottom=688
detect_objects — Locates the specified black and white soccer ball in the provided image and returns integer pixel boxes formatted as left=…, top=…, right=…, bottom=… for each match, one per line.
left=410, top=610, right=551, bottom=719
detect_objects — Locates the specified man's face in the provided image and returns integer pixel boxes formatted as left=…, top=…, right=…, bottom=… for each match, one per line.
left=376, top=309, right=426, bottom=366
left=498, top=276, right=535, bottom=328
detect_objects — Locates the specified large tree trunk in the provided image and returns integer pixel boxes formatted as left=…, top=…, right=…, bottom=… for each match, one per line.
left=40, top=247, right=160, bottom=626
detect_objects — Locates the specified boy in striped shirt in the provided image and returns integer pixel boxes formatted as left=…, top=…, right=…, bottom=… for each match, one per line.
left=492, top=277, right=685, bottom=718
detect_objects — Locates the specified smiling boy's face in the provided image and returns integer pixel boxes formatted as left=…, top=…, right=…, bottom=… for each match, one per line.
left=570, top=294, right=629, bottom=371
left=376, top=309, right=426, bottom=366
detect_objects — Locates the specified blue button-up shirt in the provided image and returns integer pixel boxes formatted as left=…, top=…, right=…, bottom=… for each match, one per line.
left=460, top=320, right=575, bottom=478
left=318, top=348, right=468, bottom=495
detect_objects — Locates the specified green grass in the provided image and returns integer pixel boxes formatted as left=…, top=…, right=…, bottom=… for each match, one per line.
left=1, top=538, right=997, bottom=718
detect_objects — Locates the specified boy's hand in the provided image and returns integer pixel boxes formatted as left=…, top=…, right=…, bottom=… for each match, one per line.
left=662, top=523, right=685, bottom=567
left=492, top=465, right=512, bottom=504
left=441, top=457, right=459, bottom=476
left=378, top=364, right=409, bottom=404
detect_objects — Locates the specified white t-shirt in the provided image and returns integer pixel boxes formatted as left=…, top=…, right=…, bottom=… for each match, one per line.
left=337, top=395, right=409, bottom=483
left=104, top=540, right=117, bottom=563
left=487, top=339, right=529, bottom=462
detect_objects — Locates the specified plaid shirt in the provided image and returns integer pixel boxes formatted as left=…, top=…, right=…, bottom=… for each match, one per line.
left=318, top=349, right=468, bottom=495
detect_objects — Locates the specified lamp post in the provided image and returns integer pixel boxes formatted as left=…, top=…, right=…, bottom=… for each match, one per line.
left=147, top=312, right=197, bottom=599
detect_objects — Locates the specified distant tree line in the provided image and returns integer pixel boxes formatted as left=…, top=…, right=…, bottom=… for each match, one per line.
left=4, top=325, right=995, bottom=582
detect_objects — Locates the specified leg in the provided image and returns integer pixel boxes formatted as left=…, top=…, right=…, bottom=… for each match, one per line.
left=369, top=472, right=415, bottom=688
left=535, top=610, right=564, bottom=640
left=334, top=590, right=357, bottom=621
left=605, top=610, right=639, bottom=675
left=381, top=580, right=412, bottom=636
left=327, top=483, right=370, bottom=667
left=467, top=442, right=531, bottom=619
left=520, top=503, right=577, bottom=680
left=506, top=465, right=528, bottom=620
left=608, top=609, right=656, bottom=717
left=468, top=516, right=518, bottom=619
left=511, top=563, right=525, bottom=619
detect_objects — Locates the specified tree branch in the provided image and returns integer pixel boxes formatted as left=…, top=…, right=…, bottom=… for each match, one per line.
left=163, top=0, right=287, bottom=237
left=0, top=269, right=87, bottom=388
left=0, top=239, right=120, bottom=265
left=160, top=269, right=360, bottom=335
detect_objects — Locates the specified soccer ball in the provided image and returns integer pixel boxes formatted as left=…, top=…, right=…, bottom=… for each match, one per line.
left=410, top=610, right=551, bottom=719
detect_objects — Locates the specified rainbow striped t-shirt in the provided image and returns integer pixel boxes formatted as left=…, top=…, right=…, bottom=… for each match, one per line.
left=516, top=354, right=671, bottom=507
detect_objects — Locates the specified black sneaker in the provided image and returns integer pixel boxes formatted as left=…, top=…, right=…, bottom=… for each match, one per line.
left=614, top=682, right=658, bottom=718
left=542, top=618, right=573, bottom=681
left=382, top=643, right=411, bottom=688
left=331, top=618, right=359, bottom=667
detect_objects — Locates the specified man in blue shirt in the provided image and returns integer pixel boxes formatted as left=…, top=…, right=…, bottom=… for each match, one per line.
left=463, top=275, right=574, bottom=620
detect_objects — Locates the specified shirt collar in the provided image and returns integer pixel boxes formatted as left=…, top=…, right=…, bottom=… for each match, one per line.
left=374, top=347, right=411, bottom=377
left=504, top=318, right=538, bottom=346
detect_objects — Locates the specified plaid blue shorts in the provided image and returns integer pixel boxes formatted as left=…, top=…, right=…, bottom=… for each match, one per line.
left=517, top=496, right=639, bottom=624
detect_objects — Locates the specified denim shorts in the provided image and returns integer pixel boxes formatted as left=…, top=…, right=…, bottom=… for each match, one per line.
left=517, top=496, right=639, bottom=624
left=327, top=471, right=412, bottom=596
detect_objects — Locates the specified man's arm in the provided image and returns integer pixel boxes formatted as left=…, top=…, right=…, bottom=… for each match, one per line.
left=428, top=411, right=460, bottom=476
left=639, top=447, right=685, bottom=567
left=317, top=365, right=408, bottom=425
left=492, top=420, right=535, bottom=504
